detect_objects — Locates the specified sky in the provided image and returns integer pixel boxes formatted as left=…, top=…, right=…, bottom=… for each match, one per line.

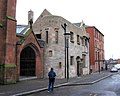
left=16, top=0, right=120, bottom=60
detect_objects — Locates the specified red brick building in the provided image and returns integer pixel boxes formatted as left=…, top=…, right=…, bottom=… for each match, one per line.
left=117, top=59, right=120, bottom=64
left=0, top=0, right=44, bottom=84
left=85, top=26, right=104, bottom=72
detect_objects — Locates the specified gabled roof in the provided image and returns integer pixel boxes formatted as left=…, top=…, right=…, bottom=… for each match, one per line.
left=73, top=21, right=88, bottom=27
left=73, top=21, right=104, bottom=36
left=34, top=9, right=52, bottom=23
left=40, top=9, right=52, bottom=17
left=33, top=9, right=53, bottom=29
left=73, top=23, right=81, bottom=27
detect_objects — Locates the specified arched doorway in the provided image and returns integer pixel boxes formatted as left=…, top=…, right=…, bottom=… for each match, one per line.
left=20, top=46, right=36, bottom=76
left=76, top=56, right=82, bottom=76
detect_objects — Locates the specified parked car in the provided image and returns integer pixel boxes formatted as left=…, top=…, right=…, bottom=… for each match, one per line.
left=110, top=67, right=118, bottom=72
left=114, top=64, right=120, bottom=70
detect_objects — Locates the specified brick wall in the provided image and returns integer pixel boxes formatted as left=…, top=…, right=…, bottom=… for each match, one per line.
left=86, top=27, right=95, bottom=71
left=86, top=26, right=104, bottom=72
left=0, top=0, right=17, bottom=84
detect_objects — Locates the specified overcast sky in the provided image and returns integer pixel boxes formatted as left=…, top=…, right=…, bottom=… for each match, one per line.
left=16, top=0, right=120, bottom=60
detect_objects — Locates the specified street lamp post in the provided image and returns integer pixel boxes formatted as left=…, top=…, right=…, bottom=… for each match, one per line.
left=61, top=23, right=70, bottom=81
left=64, top=32, right=70, bottom=82
left=61, top=23, right=67, bottom=78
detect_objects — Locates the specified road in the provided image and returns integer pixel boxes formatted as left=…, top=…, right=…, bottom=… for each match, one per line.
left=27, top=73, right=120, bottom=96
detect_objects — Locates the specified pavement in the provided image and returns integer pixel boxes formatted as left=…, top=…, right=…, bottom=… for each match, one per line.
left=0, top=70, right=113, bottom=96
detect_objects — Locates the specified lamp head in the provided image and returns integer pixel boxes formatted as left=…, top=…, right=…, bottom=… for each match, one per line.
left=64, top=32, right=70, bottom=39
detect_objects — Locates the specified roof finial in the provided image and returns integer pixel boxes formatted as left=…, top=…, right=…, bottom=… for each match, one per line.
left=80, top=20, right=85, bottom=27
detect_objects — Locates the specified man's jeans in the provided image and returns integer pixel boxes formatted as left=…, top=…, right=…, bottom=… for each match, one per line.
left=48, top=78, right=55, bottom=92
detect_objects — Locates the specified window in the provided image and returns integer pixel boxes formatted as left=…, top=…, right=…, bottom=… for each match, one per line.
left=36, top=34, right=41, bottom=39
left=94, top=31, right=96, bottom=37
left=97, top=31, right=98, bottom=38
left=59, top=62, right=62, bottom=68
left=82, top=38, right=84, bottom=45
left=96, top=51, right=97, bottom=60
left=55, top=31, right=58, bottom=44
left=70, top=32, right=74, bottom=43
left=49, top=50, right=52, bottom=57
left=99, top=33, right=101, bottom=40
left=95, top=40, right=97, bottom=47
left=70, top=56, right=74, bottom=65
left=85, top=39, right=87, bottom=47
left=82, top=55, right=86, bottom=67
left=77, top=35, right=80, bottom=44
left=101, top=36, right=104, bottom=41
left=46, top=31, right=48, bottom=43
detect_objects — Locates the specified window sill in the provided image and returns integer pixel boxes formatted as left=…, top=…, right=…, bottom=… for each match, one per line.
left=70, top=40, right=74, bottom=43
left=77, top=42, right=80, bottom=45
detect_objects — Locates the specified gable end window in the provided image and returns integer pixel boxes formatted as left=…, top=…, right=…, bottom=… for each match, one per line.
left=46, top=31, right=48, bottom=43
left=49, top=50, right=52, bottom=57
left=70, top=32, right=74, bottom=43
left=55, top=31, right=58, bottom=44
left=59, top=62, right=62, bottom=68
left=77, top=35, right=80, bottom=45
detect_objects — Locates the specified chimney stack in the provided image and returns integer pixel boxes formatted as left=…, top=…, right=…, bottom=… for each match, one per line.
left=28, top=10, right=34, bottom=25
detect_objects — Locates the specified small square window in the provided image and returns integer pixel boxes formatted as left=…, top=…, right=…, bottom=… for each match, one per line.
left=77, top=35, right=80, bottom=45
left=70, top=32, right=74, bottom=43
left=36, top=34, right=41, bottom=39
left=49, top=50, right=52, bottom=57
left=55, top=31, right=58, bottom=44
left=59, top=62, right=62, bottom=68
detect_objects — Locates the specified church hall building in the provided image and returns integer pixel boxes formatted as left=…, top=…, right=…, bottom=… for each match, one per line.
left=33, top=9, right=90, bottom=78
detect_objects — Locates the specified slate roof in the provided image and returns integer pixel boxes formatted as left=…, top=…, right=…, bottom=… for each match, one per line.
left=16, top=25, right=29, bottom=36
left=16, top=25, right=45, bottom=47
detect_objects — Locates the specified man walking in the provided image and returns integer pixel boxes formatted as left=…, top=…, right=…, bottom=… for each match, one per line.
left=48, top=68, right=56, bottom=92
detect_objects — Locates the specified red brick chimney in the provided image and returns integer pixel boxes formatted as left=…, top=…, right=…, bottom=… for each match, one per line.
left=0, top=0, right=17, bottom=84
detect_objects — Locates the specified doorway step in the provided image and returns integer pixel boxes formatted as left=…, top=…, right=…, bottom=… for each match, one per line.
left=20, top=76, right=37, bottom=81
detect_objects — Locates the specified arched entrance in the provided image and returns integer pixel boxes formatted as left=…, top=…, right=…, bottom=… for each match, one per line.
left=20, top=46, right=36, bottom=76
left=76, top=56, right=83, bottom=76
